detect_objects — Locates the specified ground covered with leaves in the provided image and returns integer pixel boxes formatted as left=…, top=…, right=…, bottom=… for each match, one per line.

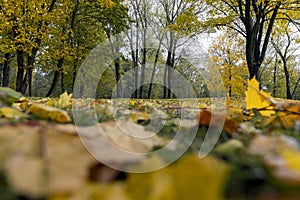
left=0, top=79, right=300, bottom=200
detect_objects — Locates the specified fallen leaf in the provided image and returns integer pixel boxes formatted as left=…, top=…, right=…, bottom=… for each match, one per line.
left=198, top=110, right=239, bottom=135
left=127, top=154, right=229, bottom=200
left=0, top=123, right=99, bottom=198
left=280, top=149, right=300, bottom=173
left=130, top=111, right=150, bottom=123
left=0, top=107, right=27, bottom=119
left=0, top=87, right=22, bottom=107
left=28, top=104, right=71, bottom=123
left=54, top=92, right=72, bottom=109
left=99, top=120, right=165, bottom=153
left=249, top=135, right=300, bottom=185
left=5, top=155, right=47, bottom=198
left=214, top=139, right=244, bottom=154
left=245, top=77, right=275, bottom=116
left=277, top=103, right=300, bottom=129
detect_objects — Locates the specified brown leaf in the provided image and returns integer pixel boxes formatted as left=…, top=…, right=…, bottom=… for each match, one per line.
left=277, top=103, right=300, bottom=129
left=198, top=110, right=239, bottom=135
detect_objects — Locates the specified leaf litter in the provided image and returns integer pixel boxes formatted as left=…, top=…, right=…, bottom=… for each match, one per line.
left=0, top=82, right=300, bottom=199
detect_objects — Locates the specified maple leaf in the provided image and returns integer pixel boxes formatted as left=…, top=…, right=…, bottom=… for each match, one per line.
left=245, top=77, right=275, bottom=117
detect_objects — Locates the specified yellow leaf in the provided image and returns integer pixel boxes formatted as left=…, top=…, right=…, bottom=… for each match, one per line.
left=54, top=92, right=72, bottom=109
left=127, top=155, right=229, bottom=200
left=281, top=149, right=300, bottom=173
left=245, top=77, right=275, bottom=116
left=181, top=101, right=192, bottom=108
left=0, top=107, right=27, bottom=119
left=130, top=111, right=150, bottom=123
left=28, top=104, right=71, bottom=123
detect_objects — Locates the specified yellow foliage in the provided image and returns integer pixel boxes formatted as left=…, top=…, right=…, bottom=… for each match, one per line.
left=281, top=149, right=300, bottom=173
left=28, top=104, right=71, bottom=123
left=0, top=107, right=27, bottom=119
left=127, top=155, right=229, bottom=200
left=54, top=92, right=72, bottom=109
left=245, top=77, right=275, bottom=116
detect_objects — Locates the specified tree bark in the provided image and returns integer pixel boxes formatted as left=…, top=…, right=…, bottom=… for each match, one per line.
left=61, top=70, right=65, bottom=94
left=240, top=0, right=281, bottom=80
left=272, top=53, right=278, bottom=96
left=148, top=39, right=162, bottom=99
left=282, top=59, right=292, bottom=99
left=2, top=53, right=10, bottom=87
left=166, top=31, right=174, bottom=99
left=114, top=57, right=122, bottom=98
left=16, top=50, right=25, bottom=92
left=46, top=58, right=64, bottom=97
left=139, top=17, right=147, bottom=99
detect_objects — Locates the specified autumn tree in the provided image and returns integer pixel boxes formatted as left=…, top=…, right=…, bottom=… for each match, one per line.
left=209, top=31, right=248, bottom=97
left=205, top=0, right=300, bottom=81
left=157, top=0, right=206, bottom=98
left=0, top=0, right=61, bottom=95
left=271, top=22, right=300, bottom=99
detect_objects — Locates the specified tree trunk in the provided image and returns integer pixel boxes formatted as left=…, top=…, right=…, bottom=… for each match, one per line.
left=166, top=50, right=173, bottom=99
left=282, top=59, right=292, bottom=99
left=148, top=39, right=162, bottom=99
left=16, top=50, right=25, bottom=93
left=114, top=57, right=122, bottom=98
left=2, top=53, right=10, bottom=87
left=61, top=70, right=65, bottom=93
left=46, top=58, right=64, bottom=97
left=139, top=27, right=147, bottom=99
left=242, top=0, right=280, bottom=81
left=166, top=31, right=175, bottom=99
left=133, top=26, right=139, bottom=98
left=29, top=71, right=32, bottom=96
left=72, top=57, right=78, bottom=92
left=163, top=64, right=168, bottom=99
left=272, top=54, right=278, bottom=96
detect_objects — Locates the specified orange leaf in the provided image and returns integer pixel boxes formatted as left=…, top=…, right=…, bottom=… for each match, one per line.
left=198, top=110, right=239, bottom=135
left=276, top=102, right=300, bottom=129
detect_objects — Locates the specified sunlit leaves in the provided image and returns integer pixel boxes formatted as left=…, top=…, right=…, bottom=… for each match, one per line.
left=209, top=31, right=248, bottom=96
left=245, top=77, right=275, bottom=116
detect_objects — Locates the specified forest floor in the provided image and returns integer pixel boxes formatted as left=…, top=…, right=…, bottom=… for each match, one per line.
left=0, top=85, right=300, bottom=200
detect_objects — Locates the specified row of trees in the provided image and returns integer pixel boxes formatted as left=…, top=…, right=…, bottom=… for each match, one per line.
left=0, top=0, right=300, bottom=99
left=0, top=0, right=129, bottom=97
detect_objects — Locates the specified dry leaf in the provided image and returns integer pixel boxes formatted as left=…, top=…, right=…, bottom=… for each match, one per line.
left=99, top=120, right=165, bottom=153
left=249, top=135, right=300, bottom=184
left=5, top=155, right=47, bottom=198
left=127, top=155, right=229, bottom=200
left=0, top=123, right=99, bottom=198
left=54, top=92, right=72, bottom=109
left=28, top=104, right=71, bottom=123
left=0, top=107, right=27, bottom=119
left=130, top=111, right=150, bottom=123
left=277, top=103, right=300, bottom=129
left=198, top=110, right=239, bottom=135
left=245, top=77, right=275, bottom=116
